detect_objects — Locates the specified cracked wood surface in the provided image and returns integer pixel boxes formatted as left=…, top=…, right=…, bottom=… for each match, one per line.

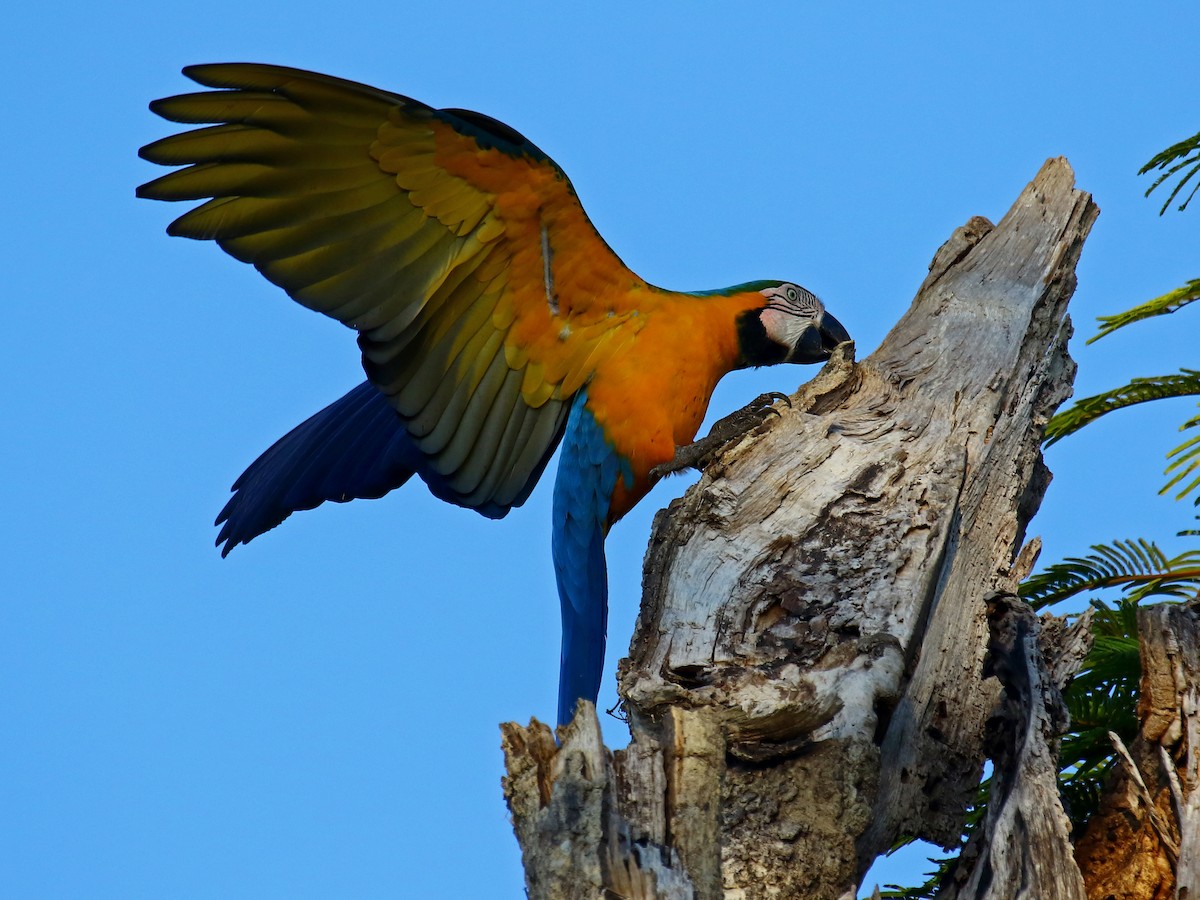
left=1074, top=601, right=1200, bottom=900
left=502, top=159, right=1098, bottom=899
left=936, top=595, right=1087, bottom=900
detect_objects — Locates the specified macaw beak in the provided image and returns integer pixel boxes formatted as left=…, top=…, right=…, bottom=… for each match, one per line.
left=819, top=311, right=851, bottom=350
left=787, top=310, right=851, bottom=364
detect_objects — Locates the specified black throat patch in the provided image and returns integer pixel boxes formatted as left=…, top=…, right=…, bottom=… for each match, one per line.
left=735, top=309, right=788, bottom=368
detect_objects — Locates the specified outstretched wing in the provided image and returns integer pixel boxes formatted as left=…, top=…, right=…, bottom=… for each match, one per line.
left=139, top=63, right=646, bottom=512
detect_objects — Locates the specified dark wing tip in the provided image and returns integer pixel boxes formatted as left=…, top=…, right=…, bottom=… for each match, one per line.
left=137, top=133, right=182, bottom=165
left=181, top=62, right=263, bottom=88
left=146, top=95, right=191, bottom=122
left=177, top=62, right=424, bottom=110
left=216, top=534, right=238, bottom=558
left=209, top=382, right=427, bottom=558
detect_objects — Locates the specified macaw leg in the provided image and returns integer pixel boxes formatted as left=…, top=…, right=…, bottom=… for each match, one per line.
left=551, top=391, right=619, bottom=727
left=650, top=391, right=791, bottom=480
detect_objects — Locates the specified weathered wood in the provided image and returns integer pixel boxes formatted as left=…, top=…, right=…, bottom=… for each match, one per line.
left=502, top=159, right=1098, bottom=898
left=936, top=594, right=1086, bottom=900
left=501, top=704, right=697, bottom=900
left=1074, top=601, right=1200, bottom=900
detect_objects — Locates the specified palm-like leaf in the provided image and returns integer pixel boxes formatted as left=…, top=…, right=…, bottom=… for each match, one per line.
left=1089, top=279, right=1200, bottom=343
left=1164, top=425, right=1200, bottom=501
left=1043, top=370, right=1200, bottom=445
left=879, top=784, right=990, bottom=899
left=878, top=853, right=955, bottom=899
left=1020, top=538, right=1200, bottom=609
left=1056, top=601, right=1141, bottom=827
left=1140, top=127, right=1200, bottom=214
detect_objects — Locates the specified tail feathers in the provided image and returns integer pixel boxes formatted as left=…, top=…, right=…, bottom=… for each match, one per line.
left=555, top=524, right=608, bottom=727
left=215, top=381, right=420, bottom=556
left=551, top=391, right=619, bottom=727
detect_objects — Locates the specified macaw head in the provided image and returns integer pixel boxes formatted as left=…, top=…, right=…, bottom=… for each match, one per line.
left=735, top=282, right=851, bottom=368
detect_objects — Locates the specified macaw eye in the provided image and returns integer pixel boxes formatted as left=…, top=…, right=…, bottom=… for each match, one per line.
left=768, top=283, right=822, bottom=319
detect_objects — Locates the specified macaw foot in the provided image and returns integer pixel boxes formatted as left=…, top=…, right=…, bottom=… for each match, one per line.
left=651, top=392, right=791, bottom=479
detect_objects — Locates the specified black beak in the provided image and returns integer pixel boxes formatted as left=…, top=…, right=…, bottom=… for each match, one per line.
left=786, top=310, right=852, bottom=364
left=819, top=311, right=851, bottom=351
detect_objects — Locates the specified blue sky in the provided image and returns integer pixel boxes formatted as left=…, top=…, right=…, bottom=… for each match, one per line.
left=3, top=3, right=1196, bottom=897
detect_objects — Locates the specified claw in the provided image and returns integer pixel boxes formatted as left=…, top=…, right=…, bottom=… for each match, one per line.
left=653, top=389, right=791, bottom=480
left=751, top=391, right=791, bottom=418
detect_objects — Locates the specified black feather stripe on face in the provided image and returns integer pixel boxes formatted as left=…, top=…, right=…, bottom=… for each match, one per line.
left=735, top=309, right=789, bottom=369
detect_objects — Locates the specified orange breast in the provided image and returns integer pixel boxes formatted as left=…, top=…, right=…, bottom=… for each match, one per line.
left=586, top=289, right=765, bottom=524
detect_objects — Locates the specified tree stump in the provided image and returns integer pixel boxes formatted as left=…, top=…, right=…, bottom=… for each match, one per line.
left=1074, top=601, right=1200, bottom=900
left=502, top=158, right=1100, bottom=899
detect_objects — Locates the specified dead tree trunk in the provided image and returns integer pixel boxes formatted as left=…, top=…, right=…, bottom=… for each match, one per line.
left=502, top=158, right=1102, bottom=898
left=1073, top=601, right=1200, bottom=900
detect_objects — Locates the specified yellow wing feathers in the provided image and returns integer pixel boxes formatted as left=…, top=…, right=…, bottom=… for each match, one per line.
left=139, top=63, right=647, bottom=511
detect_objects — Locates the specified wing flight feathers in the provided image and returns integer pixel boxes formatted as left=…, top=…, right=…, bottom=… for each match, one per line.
left=140, top=63, right=644, bottom=513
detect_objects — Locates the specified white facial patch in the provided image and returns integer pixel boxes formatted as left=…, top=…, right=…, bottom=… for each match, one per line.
left=759, top=283, right=824, bottom=348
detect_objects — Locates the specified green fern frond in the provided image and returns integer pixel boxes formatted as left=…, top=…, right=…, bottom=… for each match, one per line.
left=1065, top=659, right=1139, bottom=732
left=879, top=782, right=988, bottom=897
left=1019, top=539, right=1200, bottom=609
left=879, top=857, right=954, bottom=899
left=1089, top=279, right=1200, bottom=342
left=1139, top=127, right=1200, bottom=213
left=1075, top=637, right=1140, bottom=688
left=1060, top=763, right=1111, bottom=826
left=1055, top=600, right=1143, bottom=826
left=1163, top=429, right=1200, bottom=501
left=1146, top=155, right=1200, bottom=213
left=1044, top=369, right=1200, bottom=445
left=1090, top=597, right=1140, bottom=636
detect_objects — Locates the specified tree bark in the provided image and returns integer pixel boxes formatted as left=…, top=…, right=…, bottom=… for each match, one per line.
left=1074, top=601, right=1200, bottom=900
left=502, top=158, right=1100, bottom=898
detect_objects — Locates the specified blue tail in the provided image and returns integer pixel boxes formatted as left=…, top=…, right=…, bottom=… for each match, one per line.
left=215, top=381, right=423, bottom=556
left=216, top=380, right=559, bottom=556
left=551, top=391, right=629, bottom=726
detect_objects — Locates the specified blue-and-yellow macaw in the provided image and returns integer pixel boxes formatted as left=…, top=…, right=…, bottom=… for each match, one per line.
left=138, top=64, right=850, bottom=725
